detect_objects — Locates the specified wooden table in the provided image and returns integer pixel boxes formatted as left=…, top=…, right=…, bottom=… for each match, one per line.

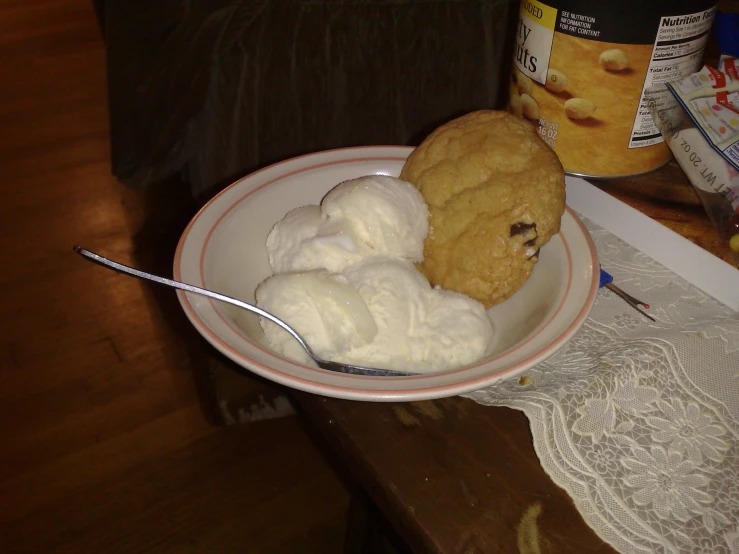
left=291, top=161, right=738, bottom=554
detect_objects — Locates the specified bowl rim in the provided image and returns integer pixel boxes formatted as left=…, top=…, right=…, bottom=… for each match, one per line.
left=174, top=146, right=600, bottom=401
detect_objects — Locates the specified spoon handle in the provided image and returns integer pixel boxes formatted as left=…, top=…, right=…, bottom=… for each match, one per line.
left=72, top=246, right=312, bottom=353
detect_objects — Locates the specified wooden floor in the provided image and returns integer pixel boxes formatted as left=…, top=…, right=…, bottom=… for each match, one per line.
left=0, top=1, right=350, bottom=552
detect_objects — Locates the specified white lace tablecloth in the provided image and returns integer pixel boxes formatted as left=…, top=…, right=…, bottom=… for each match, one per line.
left=464, top=206, right=739, bottom=553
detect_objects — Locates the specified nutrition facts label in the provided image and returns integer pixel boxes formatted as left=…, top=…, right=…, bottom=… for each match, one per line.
left=628, top=7, right=715, bottom=148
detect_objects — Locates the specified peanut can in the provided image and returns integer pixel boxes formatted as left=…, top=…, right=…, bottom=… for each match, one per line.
left=508, top=0, right=717, bottom=177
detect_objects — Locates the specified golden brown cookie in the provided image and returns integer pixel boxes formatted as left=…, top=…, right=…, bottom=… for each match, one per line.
left=400, top=110, right=565, bottom=307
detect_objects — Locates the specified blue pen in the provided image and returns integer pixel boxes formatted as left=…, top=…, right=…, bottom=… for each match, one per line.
left=599, top=266, right=655, bottom=322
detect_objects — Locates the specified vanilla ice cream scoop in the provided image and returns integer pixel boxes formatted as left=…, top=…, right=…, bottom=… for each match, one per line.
left=341, top=258, right=494, bottom=372
left=257, top=258, right=494, bottom=373
left=256, top=270, right=379, bottom=365
left=321, top=175, right=429, bottom=261
left=266, top=175, right=429, bottom=274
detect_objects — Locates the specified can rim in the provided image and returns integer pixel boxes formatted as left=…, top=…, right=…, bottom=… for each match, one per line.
left=565, top=157, right=673, bottom=180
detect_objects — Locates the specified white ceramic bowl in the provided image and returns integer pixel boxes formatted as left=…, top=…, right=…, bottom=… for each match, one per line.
left=174, top=146, right=599, bottom=402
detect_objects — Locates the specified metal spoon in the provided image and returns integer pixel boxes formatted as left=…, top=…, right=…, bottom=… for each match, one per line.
left=73, top=246, right=417, bottom=377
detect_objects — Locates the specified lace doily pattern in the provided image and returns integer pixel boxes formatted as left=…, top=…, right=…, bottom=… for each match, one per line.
left=464, top=219, right=739, bottom=554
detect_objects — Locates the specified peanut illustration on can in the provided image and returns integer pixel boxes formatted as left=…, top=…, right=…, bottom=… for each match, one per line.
left=521, top=94, right=540, bottom=120
left=545, top=69, right=568, bottom=93
left=599, top=49, right=629, bottom=71
left=564, top=98, right=596, bottom=120
left=515, top=70, right=534, bottom=95
left=509, top=83, right=524, bottom=117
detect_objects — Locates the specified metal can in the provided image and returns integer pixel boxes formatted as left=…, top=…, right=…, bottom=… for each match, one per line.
left=507, top=0, right=717, bottom=178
